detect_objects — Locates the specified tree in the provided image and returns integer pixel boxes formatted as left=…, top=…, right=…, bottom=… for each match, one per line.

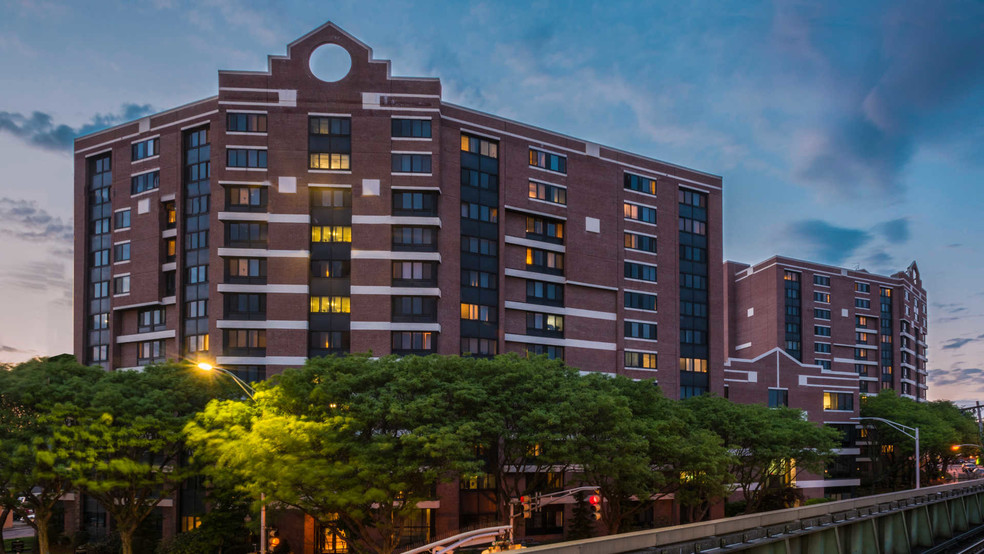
left=53, top=363, right=230, bottom=554
left=186, top=355, right=481, bottom=554
left=0, top=355, right=105, bottom=554
left=685, top=395, right=839, bottom=513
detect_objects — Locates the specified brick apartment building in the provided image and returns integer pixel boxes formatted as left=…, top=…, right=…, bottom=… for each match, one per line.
left=71, top=21, right=927, bottom=551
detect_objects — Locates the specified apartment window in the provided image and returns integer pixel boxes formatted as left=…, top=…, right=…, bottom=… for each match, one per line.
left=391, top=118, right=431, bottom=138
left=310, top=296, right=351, bottom=314
left=815, top=343, right=832, bottom=353
left=814, top=275, right=830, bottom=286
left=393, top=191, right=438, bottom=216
left=310, top=331, right=349, bottom=353
left=462, top=270, right=496, bottom=290
left=881, top=287, right=892, bottom=297
left=92, top=280, right=109, bottom=298
left=681, top=329, right=705, bottom=344
left=309, top=117, right=351, bottom=170
left=137, top=340, right=165, bottom=364
left=526, top=216, right=564, bottom=242
left=186, top=230, right=209, bottom=250
left=625, top=351, right=657, bottom=370
left=185, top=299, right=207, bottom=318
left=226, top=186, right=267, bottom=210
left=461, top=135, right=498, bottom=158
left=92, top=217, right=110, bottom=235
left=163, top=270, right=176, bottom=296
left=526, top=248, right=563, bottom=274
left=528, top=181, right=567, bottom=205
left=392, top=261, right=437, bottom=285
left=460, top=303, right=496, bottom=323
left=91, top=186, right=110, bottom=205
left=527, top=313, right=564, bottom=336
left=391, top=154, right=432, bottom=173
left=392, top=331, right=436, bottom=354
left=165, top=238, right=176, bottom=261
left=823, top=392, right=854, bottom=411
left=526, top=280, right=562, bottom=305
left=91, top=345, right=108, bottom=362
left=226, top=258, right=267, bottom=283
left=526, top=344, right=563, bottom=360
left=114, top=243, right=131, bottom=263
left=313, top=260, right=351, bottom=279
left=187, top=265, right=208, bottom=284
left=529, top=148, right=566, bottom=174
left=137, top=307, right=166, bottom=333
left=856, top=282, right=870, bottom=293
left=681, top=302, right=709, bottom=319
left=93, top=249, right=110, bottom=267
left=815, top=308, right=831, bottom=319
left=624, top=232, right=657, bottom=253
left=227, top=112, right=267, bottom=133
left=311, top=226, right=352, bottom=243
left=768, top=389, right=788, bottom=408
left=680, top=358, right=708, bottom=372
left=311, top=187, right=352, bottom=208
left=856, top=298, right=871, bottom=309
left=624, top=202, right=657, bottom=224
left=113, top=275, right=130, bottom=295
left=625, top=291, right=657, bottom=311
left=461, top=202, right=498, bottom=223
left=856, top=315, right=868, bottom=328
left=814, top=292, right=830, bottom=303
left=393, top=226, right=437, bottom=251
left=815, top=325, right=831, bottom=337
left=163, top=202, right=176, bottom=229
left=226, top=148, right=267, bottom=169
left=856, top=332, right=871, bottom=344
left=855, top=349, right=870, bottom=360
left=679, top=189, right=706, bottom=207
left=91, top=313, right=109, bottom=330
left=680, top=246, right=705, bottom=262
left=624, top=261, right=656, bottom=282
left=461, top=337, right=497, bottom=356
left=816, top=359, right=832, bottom=370
left=624, top=173, right=656, bottom=195
left=131, top=171, right=160, bottom=194
left=625, top=321, right=657, bottom=340
left=678, top=217, right=706, bottom=235
left=226, top=222, right=267, bottom=248
left=785, top=287, right=800, bottom=299
left=462, top=236, right=497, bottom=256
left=224, top=330, right=266, bottom=356
left=115, top=209, right=131, bottom=230
left=681, top=273, right=706, bottom=290
left=785, top=323, right=800, bottom=334
left=186, top=334, right=209, bottom=353
left=392, top=296, right=438, bottom=323
left=131, top=138, right=158, bottom=160
left=224, top=293, right=266, bottom=320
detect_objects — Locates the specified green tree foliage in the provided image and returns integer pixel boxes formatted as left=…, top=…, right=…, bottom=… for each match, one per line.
left=860, top=390, right=977, bottom=491
left=186, top=354, right=483, bottom=554
left=51, top=363, right=231, bottom=554
left=0, top=355, right=104, bottom=554
left=685, top=395, right=839, bottom=513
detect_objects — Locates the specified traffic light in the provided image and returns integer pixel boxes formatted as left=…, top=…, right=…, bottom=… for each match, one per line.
left=588, top=492, right=602, bottom=520
left=268, top=527, right=281, bottom=549
left=521, top=495, right=531, bottom=518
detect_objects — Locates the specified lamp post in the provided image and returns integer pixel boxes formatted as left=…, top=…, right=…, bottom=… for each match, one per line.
left=852, top=416, right=920, bottom=489
left=196, top=362, right=267, bottom=554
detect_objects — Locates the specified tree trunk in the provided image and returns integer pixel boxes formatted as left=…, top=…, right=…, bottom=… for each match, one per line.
left=119, top=528, right=134, bottom=554
left=0, top=507, right=9, bottom=554
left=36, top=514, right=51, bottom=554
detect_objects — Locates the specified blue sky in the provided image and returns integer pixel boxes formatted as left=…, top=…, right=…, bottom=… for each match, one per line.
left=1, top=0, right=982, bottom=401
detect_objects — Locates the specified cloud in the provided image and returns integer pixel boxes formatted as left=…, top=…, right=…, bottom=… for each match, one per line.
left=784, top=2, right=984, bottom=198
left=0, top=198, right=73, bottom=243
left=942, top=338, right=979, bottom=350
left=874, top=218, right=910, bottom=244
left=0, top=103, right=154, bottom=152
left=931, top=366, right=984, bottom=388
left=0, top=345, right=33, bottom=354
left=785, top=220, right=872, bottom=265
left=0, top=260, right=72, bottom=307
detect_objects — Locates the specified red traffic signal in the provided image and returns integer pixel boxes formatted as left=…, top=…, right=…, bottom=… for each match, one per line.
left=588, top=492, right=602, bottom=520
left=588, top=494, right=601, bottom=505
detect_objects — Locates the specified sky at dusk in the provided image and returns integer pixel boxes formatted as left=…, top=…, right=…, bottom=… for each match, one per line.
left=0, top=0, right=982, bottom=401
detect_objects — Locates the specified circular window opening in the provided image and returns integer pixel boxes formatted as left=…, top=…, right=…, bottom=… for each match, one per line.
left=310, top=43, right=352, bottom=83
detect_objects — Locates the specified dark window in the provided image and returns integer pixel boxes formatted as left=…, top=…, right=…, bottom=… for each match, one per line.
left=92, top=280, right=109, bottom=298
left=462, top=270, right=496, bottom=290
left=391, top=118, right=432, bottom=138
left=856, top=298, right=871, bottom=309
left=314, top=260, right=351, bottom=279
left=526, top=280, right=562, bottom=305
left=814, top=292, right=830, bottom=303
left=528, top=181, right=566, bottom=205
left=815, top=343, right=832, bottom=353
left=815, top=325, right=831, bottom=337
left=137, top=307, right=166, bottom=333
left=226, top=148, right=267, bottom=168
left=131, top=138, right=158, bottom=160
left=394, top=191, right=438, bottom=216
left=625, top=291, right=657, bottom=311
left=226, top=258, right=267, bottom=283
left=137, top=340, right=165, bottom=364
left=392, top=261, right=437, bottom=285
left=226, top=186, right=267, bottom=210
left=224, top=293, right=266, bottom=320
left=227, top=112, right=267, bottom=133
left=310, top=331, right=350, bottom=353
left=309, top=117, right=351, bottom=170
left=115, top=209, right=131, bottom=229
left=680, top=246, right=706, bottom=262
left=624, top=261, right=657, bottom=282
left=768, top=389, right=788, bottom=408
left=113, top=276, right=129, bottom=295
left=393, top=226, right=437, bottom=251
left=186, top=299, right=207, bottom=318
left=185, top=230, right=208, bottom=250
left=92, top=217, right=110, bottom=235
left=815, top=309, right=831, bottom=319
left=678, top=217, right=706, bottom=235
left=461, top=337, right=497, bottom=356
left=114, top=242, right=131, bottom=262
left=391, top=154, right=432, bottom=173
left=311, top=187, right=352, bottom=208
left=526, top=344, right=563, bottom=360
left=680, top=273, right=707, bottom=289
left=855, top=282, right=870, bottom=293
left=814, top=275, right=831, bottom=286
left=93, top=249, right=110, bottom=267
left=462, top=236, right=497, bottom=256
left=529, top=148, right=566, bottom=173
left=392, top=296, right=438, bottom=323
left=625, top=321, right=657, bottom=340
left=226, top=222, right=268, bottom=248
left=224, top=329, right=266, bottom=356
left=624, top=173, right=657, bottom=195
left=461, top=202, right=498, bottom=222
left=187, top=264, right=208, bottom=284
left=678, top=189, right=706, bottom=208
left=392, top=331, right=436, bottom=354
left=131, top=170, right=160, bottom=194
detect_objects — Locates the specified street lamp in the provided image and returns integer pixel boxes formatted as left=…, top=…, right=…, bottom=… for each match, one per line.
left=852, top=416, right=921, bottom=489
left=195, top=362, right=266, bottom=554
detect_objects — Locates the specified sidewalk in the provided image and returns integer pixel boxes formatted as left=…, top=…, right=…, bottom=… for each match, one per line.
left=4, top=521, right=36, bottom=540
